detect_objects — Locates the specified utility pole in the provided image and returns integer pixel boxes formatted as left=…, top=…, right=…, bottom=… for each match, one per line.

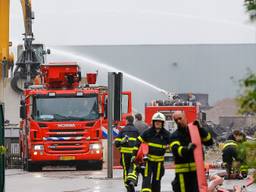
left=107, top=72, right=114, bottom=178
left=107, top=72, right=122, bottom=178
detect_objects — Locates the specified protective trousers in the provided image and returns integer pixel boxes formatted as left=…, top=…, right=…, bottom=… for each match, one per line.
left=240, top=164, right=249, bottom=178
left=172, top=171, right=198, bottom=192
left=141, top=160, right=164, bottom=192
left=121, top=153, right=135, bottom=192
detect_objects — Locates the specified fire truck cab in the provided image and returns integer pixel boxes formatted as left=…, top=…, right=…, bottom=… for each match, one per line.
left=19, top=63, right=132, bottom=171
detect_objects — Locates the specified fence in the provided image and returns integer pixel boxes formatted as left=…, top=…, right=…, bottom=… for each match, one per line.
left=5, top=127, right=22, bottom=169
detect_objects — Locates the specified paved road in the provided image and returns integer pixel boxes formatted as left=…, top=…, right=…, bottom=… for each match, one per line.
left=5, top=169, right=256, bottom=192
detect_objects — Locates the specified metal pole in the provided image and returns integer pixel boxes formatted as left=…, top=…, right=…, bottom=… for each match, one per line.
left=107, top=72, right=114, bottom=178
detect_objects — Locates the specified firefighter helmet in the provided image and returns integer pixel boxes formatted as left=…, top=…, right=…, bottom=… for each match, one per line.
left=152, top=112, right=166, bottom=122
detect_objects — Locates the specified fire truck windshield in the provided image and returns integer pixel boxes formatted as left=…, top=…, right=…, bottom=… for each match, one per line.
left=33, top=94, right=99, bottom=122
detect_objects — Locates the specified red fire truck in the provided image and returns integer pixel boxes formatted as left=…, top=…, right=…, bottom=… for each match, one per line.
left=19, top=62, right=132, bottom=171
left=145, top=98, right=203, bottom=132
left=144, top=97, right=204, bottom=162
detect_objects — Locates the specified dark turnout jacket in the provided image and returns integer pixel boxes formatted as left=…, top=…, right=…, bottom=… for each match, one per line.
left=114, top=123, right=140, bottom=154
left=134, top=127, right=171, bottom=161
left=170, top=126, right=213, bottom=166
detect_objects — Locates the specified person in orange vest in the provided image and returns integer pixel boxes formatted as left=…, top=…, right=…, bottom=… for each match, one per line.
left=170, top=111, right=213, bottom=192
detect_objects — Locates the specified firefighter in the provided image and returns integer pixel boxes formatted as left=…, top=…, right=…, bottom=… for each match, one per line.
left=170, top=111, right=213, bottom=192
left=128, top=112, right=171, bottom=192
left=114, top=115, right=139, bottom=192
left=222, top=130, right=248, bottom=179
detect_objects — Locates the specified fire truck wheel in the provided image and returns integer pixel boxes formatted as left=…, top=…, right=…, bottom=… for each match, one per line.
left=76, top=164, right=86, bottom=171
left=76, top=161, right=103, bottom=170
left=92, top=161, right=103, bottom=170
left=22, top=157, right=28, bottom=171
left=27, top=161, right=42, bottom=172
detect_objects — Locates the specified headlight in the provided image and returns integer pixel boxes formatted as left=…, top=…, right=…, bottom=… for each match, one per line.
left=34, top=145, right=44, bottom=151
left=90, top=143, right=101, bottom=150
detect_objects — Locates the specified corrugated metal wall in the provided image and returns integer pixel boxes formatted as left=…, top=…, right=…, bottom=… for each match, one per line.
left=50, top=44, right=256, bottom=112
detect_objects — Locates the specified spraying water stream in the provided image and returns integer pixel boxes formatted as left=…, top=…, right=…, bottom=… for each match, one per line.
left=50, top=48, right=170, bottom=95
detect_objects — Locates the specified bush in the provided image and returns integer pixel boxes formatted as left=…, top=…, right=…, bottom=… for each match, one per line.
left=0, top=145, right=6, bottom=155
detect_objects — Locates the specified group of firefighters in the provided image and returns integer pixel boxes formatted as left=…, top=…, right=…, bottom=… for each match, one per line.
left=114, top=111, right=250, bottom=192
left=114, top=111, right=213, bottom=192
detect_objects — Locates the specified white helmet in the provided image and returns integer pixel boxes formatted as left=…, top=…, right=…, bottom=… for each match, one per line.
left=152, top=112, right=166, bottom=122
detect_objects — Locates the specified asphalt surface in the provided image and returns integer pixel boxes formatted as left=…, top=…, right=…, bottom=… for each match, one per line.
left=5, top=168, right=256, bottom=192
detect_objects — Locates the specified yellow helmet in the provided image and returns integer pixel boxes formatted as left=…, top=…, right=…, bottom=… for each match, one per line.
left=152, top=112, right=166, bottom=122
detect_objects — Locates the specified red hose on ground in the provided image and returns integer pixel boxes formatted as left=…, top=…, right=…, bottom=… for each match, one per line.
left=216, top=175, right=254, bottom=192
left=207, top=175, right=224, bottom=192
left=245, top=175, right=254, bottom=187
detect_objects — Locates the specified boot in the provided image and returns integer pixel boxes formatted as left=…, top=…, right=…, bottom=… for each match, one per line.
left=126, top=180, right=135, bottom=192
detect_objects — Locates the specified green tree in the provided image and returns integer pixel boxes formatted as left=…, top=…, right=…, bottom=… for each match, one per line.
left=245, top=0, right=256, bottom=20
left=237, top=72, right=256, bottom=114
left=243, top=0, right=256, bottom=113
left=241, top=1, right=256, bottom=183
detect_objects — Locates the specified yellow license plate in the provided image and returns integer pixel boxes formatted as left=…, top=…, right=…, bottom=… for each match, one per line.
left=60, top=156, right=75, bottom=161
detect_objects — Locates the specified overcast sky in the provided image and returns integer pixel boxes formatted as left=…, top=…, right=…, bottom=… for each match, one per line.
left=10, top=0, right=256, bottom=45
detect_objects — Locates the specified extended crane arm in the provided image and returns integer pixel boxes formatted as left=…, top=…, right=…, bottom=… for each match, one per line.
left=0, top=0, right=48, bottom=92
left=0, top=0, right=34, bottom=80
left=0, top=0, right=13, bottom=79
left=21, top=0, right=33, bottom=36
left=11, top=0, right=49, bottom=93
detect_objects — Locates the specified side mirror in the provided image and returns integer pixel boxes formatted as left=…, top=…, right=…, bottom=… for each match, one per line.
left=77, top=71, right=82, bottom=82
left=20, top=104, right=26, bottom=119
